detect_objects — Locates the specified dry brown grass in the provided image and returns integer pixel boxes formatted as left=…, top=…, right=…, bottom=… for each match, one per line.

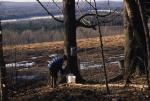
left=4, top=35, right=125, bottom=51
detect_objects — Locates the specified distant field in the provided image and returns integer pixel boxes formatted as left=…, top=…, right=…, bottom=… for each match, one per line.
left=4, top=34, right=124, bottom=63
left=4, top=34, right=124, bottom=50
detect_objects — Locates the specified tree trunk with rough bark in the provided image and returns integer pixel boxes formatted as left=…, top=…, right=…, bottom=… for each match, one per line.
left=124, top=0, right=149, bottom=84
left=0, top=20, right=8, bottom=101
left=63, top=0, right=83, bottom=83
left=124, top=2, right=134, bottom=76
left=138, top=0, right=150, bottom=87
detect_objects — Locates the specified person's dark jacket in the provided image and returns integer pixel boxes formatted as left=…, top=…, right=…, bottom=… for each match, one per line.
left=48, top=55, right=64, bottom=72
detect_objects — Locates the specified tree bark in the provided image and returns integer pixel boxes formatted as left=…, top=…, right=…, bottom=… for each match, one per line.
left=138, top=0, right=150, bottom=87
left=0, top=20, right=8, bottom=101
left=124, top=2, right=134, bottom=75
left=63, top=0, right=83, bottom=83
left=124, top=0, right=148, bottom=83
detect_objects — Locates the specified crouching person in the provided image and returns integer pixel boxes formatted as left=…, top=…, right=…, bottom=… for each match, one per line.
left=48, top=55, right=67, bottom=88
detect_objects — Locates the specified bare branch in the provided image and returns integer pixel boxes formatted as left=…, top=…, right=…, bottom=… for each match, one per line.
left=76, top=10, right=120, bottom=29
left=93, top=0, right=110, bottom=93
left=101, top=12, right=122, bottom=23
left=76, top=0, right=91, bottom=25
left=85, top=0, right=117, bottom=17
left=36, top=0, right=119, bottom=29
left=76, top=0, right=119, bottom=29
left=77, top=20, right=97, bottom=29
left=85, top=0, right=96, bottom=10
left=37, top=0, right=64, bottom=23
left=77, top=11, right=114, bottom=23
left=52, top=0, right=63, bottom=14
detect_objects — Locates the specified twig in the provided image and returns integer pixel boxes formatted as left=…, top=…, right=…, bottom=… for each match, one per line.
left=37, top=0, right=64, bottom=23
left=93, top=0, right=110, bottom=94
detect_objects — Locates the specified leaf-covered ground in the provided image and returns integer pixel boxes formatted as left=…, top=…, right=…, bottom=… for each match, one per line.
left=10, top=83, right=150, bottom=101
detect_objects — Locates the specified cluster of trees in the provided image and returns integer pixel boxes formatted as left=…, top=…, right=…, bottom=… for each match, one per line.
left=2, top=14, right=123, bottom=32
left=2, top=19, right=64, bottom=32
left=3, top=29, right=64, bottom=45
left=2, top=16, right=123, bottom=45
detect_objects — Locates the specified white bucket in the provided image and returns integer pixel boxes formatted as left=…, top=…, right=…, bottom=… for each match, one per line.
left=67, top=75, right=76, bottom=83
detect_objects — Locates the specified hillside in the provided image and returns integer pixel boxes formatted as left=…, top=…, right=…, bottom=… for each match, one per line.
left=0, top=1, right=123, bottom=20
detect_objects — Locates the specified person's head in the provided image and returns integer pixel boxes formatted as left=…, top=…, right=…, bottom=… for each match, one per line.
left=63, top=55, right=67, bottom=60
left=62, top=55, right=67, bottom=70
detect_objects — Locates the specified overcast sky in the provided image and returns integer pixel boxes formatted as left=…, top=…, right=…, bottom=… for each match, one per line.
left=0, top=0, right=123, bottom=2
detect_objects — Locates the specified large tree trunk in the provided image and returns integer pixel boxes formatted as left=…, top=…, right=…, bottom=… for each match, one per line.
left=63, top=0, right=83, bottom=83
left=138, top=0, right=150, bottom=86
left=124, top=2, right=134, bottom=76
left=0, top=20, right=8, bottom=101
left=124, top=0, right=148, bottom=83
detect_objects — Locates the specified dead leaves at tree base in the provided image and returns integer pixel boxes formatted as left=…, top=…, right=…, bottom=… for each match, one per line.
left=9, top=83, right=150, bottom=101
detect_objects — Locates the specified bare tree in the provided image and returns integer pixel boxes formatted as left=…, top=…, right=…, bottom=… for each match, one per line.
left=138, top=0, right=150, bottom=88
left=37, top=0, right=120, bottom=94
left=0, top=19, right=8, bottom=101
left=63, top=0, right=83, bottom=82
left=124, top=0, right=150, bottom=87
